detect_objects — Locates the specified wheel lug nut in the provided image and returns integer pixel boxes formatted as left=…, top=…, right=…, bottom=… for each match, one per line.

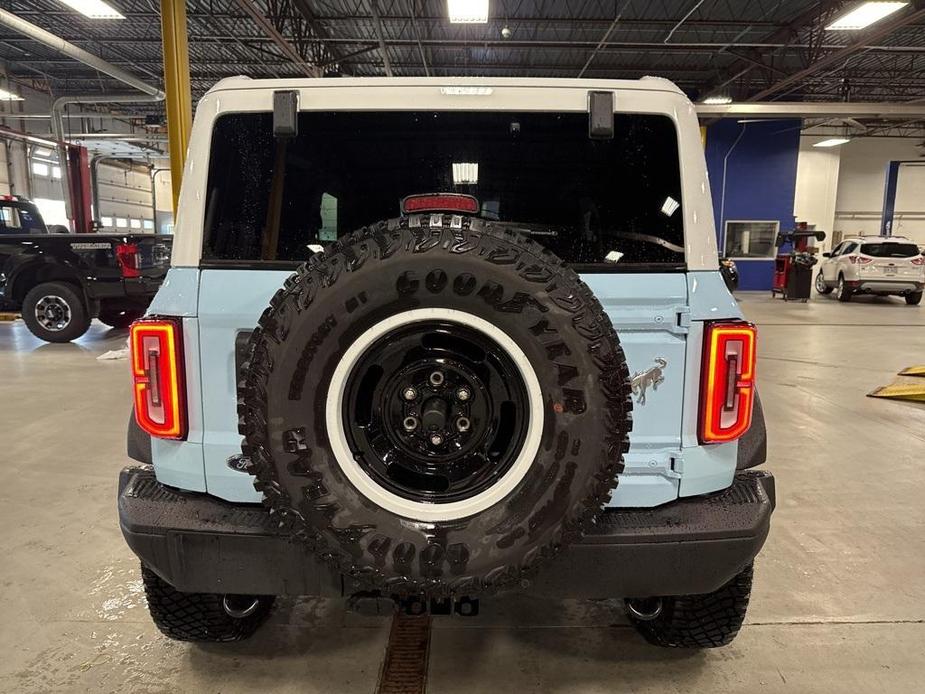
left=429, top=371, right=445, bottom=386
left=429, top=433, right=444, bottom=446
left=402, top=387, right=417, bottom=401
left=456, top=417, right=470, bottom=432
left=403, top=416, right=418, bottom=431
left=456, top=387, right=471, bottom=401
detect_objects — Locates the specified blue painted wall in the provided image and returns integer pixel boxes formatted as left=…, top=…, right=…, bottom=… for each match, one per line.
left=705, top=119, right=801, bottom=290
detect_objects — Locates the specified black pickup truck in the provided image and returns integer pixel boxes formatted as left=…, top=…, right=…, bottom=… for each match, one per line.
left=0, top=196, right=171, bottom=342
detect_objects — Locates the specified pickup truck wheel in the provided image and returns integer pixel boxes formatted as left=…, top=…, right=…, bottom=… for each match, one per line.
left=626, top=563, right=753, bottom=648
left=21, top=281, right=91, bottom=343
left=239, top=218, right=632, bottom=596
left=98, top=308, right=144, bottom=329
left=140, top=564, right=274, bottom=642
left=906, top=291, right=922, bottom=306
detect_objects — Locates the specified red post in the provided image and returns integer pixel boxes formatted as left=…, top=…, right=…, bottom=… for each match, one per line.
left=66, top=144, right=94, bottom=233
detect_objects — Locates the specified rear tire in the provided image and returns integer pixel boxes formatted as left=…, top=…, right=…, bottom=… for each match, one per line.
left=21, top=281, right=91, bottom=342
left=626, top=563, right=753, bottom=648
left=836, top=275, right=852, bottom=302
left=906, top=291, right=922, bottom=306
left=141, top=564, right=275, bottom=642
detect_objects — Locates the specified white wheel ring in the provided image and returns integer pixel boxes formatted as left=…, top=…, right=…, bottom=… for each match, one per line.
left=326, top=308, right=544, bottom=522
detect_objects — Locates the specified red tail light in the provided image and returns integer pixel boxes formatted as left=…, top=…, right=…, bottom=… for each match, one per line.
left=911, top=257, right=924, bottom=266
left=130, top=319, right=186, bottom=439
left=847, top=255, right=873, bottom=265
left=700, top=321, right=757, bottom=444
left=401, top=193, right=479, bottom=215
left=116, top=242, right=141, bottom=278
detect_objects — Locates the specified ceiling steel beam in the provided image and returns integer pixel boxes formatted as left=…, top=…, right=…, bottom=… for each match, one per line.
left=290, top=0, right=353, bottom=74
left=6, top=10, right=786, bottom=29
left=701, top=0, right=849, bottom=97
left=234, top=0, right=319, bottom=77
left=747, top=6, right=925, bottom=101
left=697, top=102, right=925, bottom=119
left=6, top=35, right=925, bottom=53
left=368, top=0, right=394, bottom=77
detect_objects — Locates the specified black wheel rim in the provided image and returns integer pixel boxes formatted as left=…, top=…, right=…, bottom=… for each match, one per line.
left=342, top=320, right=530, bottom=504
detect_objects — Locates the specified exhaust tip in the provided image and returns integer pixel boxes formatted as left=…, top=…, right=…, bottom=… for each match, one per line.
left=222, top=595, right=261, bottom=619
left=625, top=597, right=663, bottom=622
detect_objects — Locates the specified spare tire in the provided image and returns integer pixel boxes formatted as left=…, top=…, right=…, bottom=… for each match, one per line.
left=239, top=216, right=631, bottom=596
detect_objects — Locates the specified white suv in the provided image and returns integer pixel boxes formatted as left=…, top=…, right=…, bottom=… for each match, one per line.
left=816, top=236, right=924, bottom=304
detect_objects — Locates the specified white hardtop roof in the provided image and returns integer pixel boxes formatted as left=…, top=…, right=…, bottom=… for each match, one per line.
left=205, top=75, right=686, bottom=97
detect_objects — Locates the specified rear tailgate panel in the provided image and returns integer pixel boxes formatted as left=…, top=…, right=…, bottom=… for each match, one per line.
left=582, top=273, right=688, bottom=507
left=189, top=268, right=740, bottom=508
left=198, top=269, right=292, bottom=501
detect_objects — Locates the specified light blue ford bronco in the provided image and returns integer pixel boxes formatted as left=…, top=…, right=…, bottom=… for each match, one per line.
left=119, top=77, right=773, bottom=647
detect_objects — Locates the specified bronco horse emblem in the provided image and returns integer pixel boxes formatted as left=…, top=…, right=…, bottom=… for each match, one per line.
left=631, top=358, right=668, bottom=405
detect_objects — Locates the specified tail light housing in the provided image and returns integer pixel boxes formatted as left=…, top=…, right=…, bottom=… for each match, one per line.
left=115, top=242, right=141, bottom=278
left=700, top=321, right=757, bottom=444
left=130, top=318, right=186, bottom=439
left=847, top=255, right=873, bottom=265
left=911, top=257, right=924, bottom=266
left=401, top=193, right=479, bottom=215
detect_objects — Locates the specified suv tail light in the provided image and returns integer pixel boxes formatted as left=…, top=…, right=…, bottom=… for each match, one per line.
left=115, top=242, right=141, bottom=278
left=130, top=319, right=186, bottom=439
left=911, top=257, right=924, bottom=266
left=700, top=321, right=757, bottom=444
left=847, top=255, right=873, bottom=265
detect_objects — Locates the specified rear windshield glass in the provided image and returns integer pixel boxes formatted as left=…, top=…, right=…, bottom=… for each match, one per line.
left=0, top=202, right=46, bottom=235
left=202, top=111, right=684, bottom=269
left=860, top=243, right=920, bottom=258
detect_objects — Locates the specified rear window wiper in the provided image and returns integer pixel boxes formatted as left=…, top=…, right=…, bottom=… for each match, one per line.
left=610, top=231, right=684, bottom=254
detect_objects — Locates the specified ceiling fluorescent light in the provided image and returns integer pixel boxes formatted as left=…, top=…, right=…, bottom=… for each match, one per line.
left=0, top=88, right=24, bottom=101
left=702, top=96, right=732, bottom=105
left=452, top=162, right=479, bottom=185
left=448, top=0, right=489, bottom=24
left=813, top=138, right=851, bottom=148
left=825, top=2, right=907, bottom=30
left=58, top=0, right=125, bottom=19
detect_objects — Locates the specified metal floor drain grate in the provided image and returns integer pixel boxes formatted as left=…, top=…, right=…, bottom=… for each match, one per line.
left=376, top=612, right=432, bottom=694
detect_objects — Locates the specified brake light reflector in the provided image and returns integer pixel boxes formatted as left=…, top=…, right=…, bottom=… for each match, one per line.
left=115, top=242, right=141, bottom=278
left=130, top=319, right=186, bottom=439
left=700, top=321, right=757, bottom=444
left=401, top=193, right=479, bottom=215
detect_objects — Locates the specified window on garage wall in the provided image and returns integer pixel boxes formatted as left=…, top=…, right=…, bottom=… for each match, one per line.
left=724, top=221, right=779, bottom=258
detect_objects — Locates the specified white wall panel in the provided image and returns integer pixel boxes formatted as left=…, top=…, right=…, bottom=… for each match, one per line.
left=833, top=138, right=925, bottom=245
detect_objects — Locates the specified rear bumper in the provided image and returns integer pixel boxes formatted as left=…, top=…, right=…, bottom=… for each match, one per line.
left=119, top=466, right=775, bottom=598
left=850, top=279, right=923, bottom=294
left=123, top=275, right=165, bottom=298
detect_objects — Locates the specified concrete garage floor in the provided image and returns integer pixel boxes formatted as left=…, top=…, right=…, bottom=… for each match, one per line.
left=1, top=292, right=924, bottom=693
